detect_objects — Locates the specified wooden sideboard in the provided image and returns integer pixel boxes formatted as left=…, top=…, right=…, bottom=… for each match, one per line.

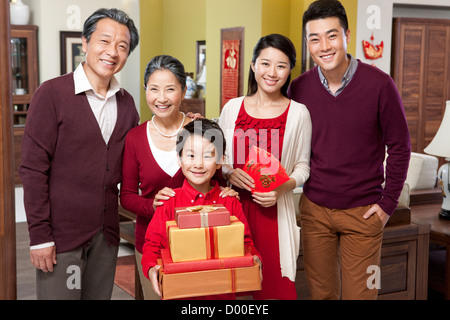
left=180, top=98, right=205, bottom=116
left=411, top=202, right=450, bottom=299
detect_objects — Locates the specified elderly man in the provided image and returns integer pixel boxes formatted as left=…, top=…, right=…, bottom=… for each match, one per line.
left=19, top=8, right=139, bottom=300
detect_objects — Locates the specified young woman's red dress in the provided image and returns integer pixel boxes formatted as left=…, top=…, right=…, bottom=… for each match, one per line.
left=233, top=101, right=297, bottom=300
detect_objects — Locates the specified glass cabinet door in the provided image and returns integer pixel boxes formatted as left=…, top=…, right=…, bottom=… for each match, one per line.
left=10, top=25, right=38, bottom=127
left=11, top=37, right=29, bottom=95
left=11, top=36, right=28, bottom=126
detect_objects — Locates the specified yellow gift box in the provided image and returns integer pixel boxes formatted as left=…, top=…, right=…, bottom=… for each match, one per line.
left=167, top=216, right=244, bottom=262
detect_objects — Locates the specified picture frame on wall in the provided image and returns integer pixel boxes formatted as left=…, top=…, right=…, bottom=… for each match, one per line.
left=196, top=40, right=206, bottom=77
left=60, top=31, right=84, bottom=75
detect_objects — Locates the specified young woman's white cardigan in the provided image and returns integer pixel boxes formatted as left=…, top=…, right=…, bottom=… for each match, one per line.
left=218, top=96, right=312, bottom=281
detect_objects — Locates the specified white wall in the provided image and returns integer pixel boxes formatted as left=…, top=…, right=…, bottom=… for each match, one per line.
left=356, top=0, right=450, bottom=74
left=23, top=0, right=141, bottom=113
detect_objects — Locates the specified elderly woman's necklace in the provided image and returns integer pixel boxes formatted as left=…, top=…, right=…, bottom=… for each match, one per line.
left=151, top=112, right=186, bottom=138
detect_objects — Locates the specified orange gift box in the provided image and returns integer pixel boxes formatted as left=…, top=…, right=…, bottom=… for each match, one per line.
left=175, top=204, right=230, bottom=229
left=243, top=145, right=290, bottom=193
left=167, top=216, right=244, bottom=262
left=158, top=260, right=261, bottom=300
left=160, top=247, right=254, bottom=274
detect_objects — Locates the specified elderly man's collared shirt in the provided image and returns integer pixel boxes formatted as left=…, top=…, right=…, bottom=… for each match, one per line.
left=74, top=63, right=122, bottom=144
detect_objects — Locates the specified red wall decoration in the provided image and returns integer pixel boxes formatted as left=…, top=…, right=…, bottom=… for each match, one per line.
left=221, top=39, right=240, bottom=108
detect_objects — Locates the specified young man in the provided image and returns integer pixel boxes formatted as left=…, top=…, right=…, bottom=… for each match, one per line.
left=141, top=119, right=261, bottom=299
left=288, top=0, right=410, bottom=299
left=19, top=8, right=139, bottom=299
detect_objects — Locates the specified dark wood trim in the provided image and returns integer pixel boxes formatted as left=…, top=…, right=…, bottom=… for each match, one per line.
left=410, top=188, right=443, bottom=206
left=0, top=0, right=17, bottom=300
left=195, top=40, right=205, bottom=77
left=59, top=31, right=82, bottom=75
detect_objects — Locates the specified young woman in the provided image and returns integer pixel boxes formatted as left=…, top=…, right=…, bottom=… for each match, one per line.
left=219, top=34, right=312, bottom=299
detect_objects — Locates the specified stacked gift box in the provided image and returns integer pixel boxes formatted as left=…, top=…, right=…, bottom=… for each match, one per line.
left=158, top=204, right=261, bottom=300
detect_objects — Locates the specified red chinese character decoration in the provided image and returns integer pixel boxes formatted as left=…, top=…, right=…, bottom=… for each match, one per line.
left=221, top=39, right=240, bottom=108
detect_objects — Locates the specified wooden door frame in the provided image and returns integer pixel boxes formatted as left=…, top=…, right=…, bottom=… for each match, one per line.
left=0, top=0, right=17, bottom=300
left=392, top=17, right=450, bottom=167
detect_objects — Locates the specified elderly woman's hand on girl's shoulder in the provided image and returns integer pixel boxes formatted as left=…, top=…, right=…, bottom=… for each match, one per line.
left=186, top=112, right=203, bottom=121
left=152, top=187, right=176, bottom=211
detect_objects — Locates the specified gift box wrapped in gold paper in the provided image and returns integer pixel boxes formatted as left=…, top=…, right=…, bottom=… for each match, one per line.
left=167, top=216, right=244, bottom=262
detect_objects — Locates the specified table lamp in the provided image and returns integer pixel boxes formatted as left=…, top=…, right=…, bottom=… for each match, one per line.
left=424, top=100, right=450, bottom=219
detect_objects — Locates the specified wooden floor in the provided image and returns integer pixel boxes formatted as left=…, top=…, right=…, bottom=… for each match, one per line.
left=15, top=222, right=134, bottom=300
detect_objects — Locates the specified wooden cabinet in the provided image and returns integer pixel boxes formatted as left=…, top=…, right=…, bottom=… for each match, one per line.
left=391, top=18, right=450, bottom=159
left=377, top=223, right=430, bottom=299
left=10, top=25, right=39, bottom=184
left=180, top=98, right=205, bottom=116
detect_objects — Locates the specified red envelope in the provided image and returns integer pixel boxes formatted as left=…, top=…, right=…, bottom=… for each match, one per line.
left=243, top=146, right=290, bottom=193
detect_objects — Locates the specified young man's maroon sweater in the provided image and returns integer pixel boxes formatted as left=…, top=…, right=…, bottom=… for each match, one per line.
left=288, top=61, right=411, bottom=216
left=19, top=73, right=139, bottom=253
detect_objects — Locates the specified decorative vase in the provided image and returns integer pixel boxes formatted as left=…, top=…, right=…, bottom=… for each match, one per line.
left=437, top=162, right=450, bottom=219
left=195, top=65, right=206, bottom=98
left=10, top=0, right=30, bottom=25
left=185, top=75, right=197, bottom=98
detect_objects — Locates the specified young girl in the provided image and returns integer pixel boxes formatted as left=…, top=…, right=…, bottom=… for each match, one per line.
left=120, top=55, right=236, bottom=299
left=141, top=119, right=262, bottom=299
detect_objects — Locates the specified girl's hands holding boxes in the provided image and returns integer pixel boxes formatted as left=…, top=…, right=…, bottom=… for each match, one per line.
left=148, top=265, right=162, bottom=296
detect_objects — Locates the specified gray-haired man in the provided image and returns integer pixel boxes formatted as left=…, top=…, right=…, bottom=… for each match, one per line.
left=19, top=8, right=139, bottom=299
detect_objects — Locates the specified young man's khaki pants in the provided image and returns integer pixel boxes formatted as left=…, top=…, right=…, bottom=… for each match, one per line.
left=299, top=194, right=384, bottom=300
